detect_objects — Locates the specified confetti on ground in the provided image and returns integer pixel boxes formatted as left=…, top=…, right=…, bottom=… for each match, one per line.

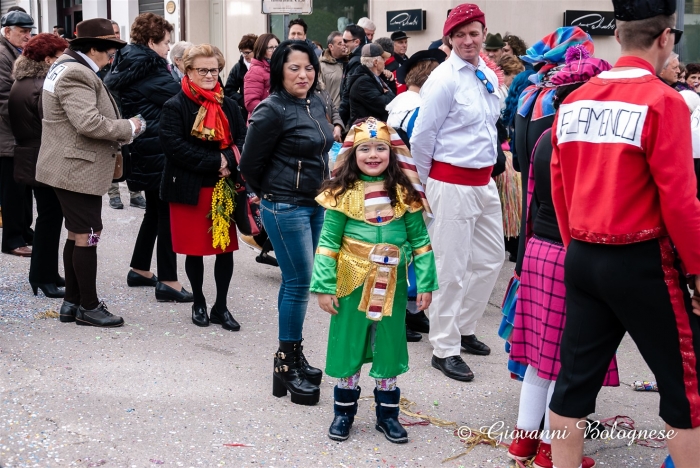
left=35, top=310, right=58, bottom=319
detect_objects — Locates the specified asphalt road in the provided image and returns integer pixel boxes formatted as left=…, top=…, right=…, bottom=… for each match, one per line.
left=0, top=192, right=669, bottom=467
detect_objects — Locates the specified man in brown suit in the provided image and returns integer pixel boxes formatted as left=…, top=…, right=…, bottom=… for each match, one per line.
left=0, top=11, right=35, bottom=257
left=36, top=18, right=144, bottom=328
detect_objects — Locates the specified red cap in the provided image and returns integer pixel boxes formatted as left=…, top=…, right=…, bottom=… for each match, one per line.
left=443, top=3, right=486, bottom=37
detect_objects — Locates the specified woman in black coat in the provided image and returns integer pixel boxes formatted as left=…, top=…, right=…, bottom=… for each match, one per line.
left=105, top=13, right=192, bottom=302
left=223, top=33, right=256, bottom=114
left=160, top=43, right=247, bottom=330
left=8, top=33, right=69, bottom=298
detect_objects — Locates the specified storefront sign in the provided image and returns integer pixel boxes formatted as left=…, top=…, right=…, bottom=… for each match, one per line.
left=262, top=0, right=312, bottom=15
left=563, top=10, right=616, bottom=36
left=386, top=9, right=426, bottom=32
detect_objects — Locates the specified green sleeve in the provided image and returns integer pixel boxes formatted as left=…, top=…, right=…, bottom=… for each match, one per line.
left=310, top=209, right=348, bottom=295
left=404, top=210, right=438, bottom=293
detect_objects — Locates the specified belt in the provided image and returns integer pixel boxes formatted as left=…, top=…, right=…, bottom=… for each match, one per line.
left=429, top=160, right=493, bottom=186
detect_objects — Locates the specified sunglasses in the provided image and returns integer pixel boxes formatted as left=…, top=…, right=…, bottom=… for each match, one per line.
left=653, top=27, right=683, bottom=45
left=475, top=69, right=494, bottom=94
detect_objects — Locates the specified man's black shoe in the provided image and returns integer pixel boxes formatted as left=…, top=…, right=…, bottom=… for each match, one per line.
left=405, top=310, right=429, bottom=333
left=126, top=270, right=158, bottom=287
left=59, top=301, right=78, bottom=323
left=130, top=195, right=146, bottom=209
left=431, top=355, right=474, bottom=382
left=76, top=301, right=124, bottom=327
left=461, top=335, right=491, bottom=356
left=406, top=326, right=422, bottom=342
left=109, top=197, right=124, bottom=209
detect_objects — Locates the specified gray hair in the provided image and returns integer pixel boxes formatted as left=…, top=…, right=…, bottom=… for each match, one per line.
left=170, top=41, right=193, bottom=61
left=110, top=20, right=119, bottom=26
left=327, top=31, right=341, bottom=46
left=374, top=37, right=394, bottom=55
left=361, top=56, right=380, bottom=68
left=357, top=17, right=376, bottom=31
left=664, top=52, right=679, bottom=70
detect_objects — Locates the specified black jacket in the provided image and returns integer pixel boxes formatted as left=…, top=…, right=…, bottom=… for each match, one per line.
left=338, top=46, right=363, bottom=124
left=104, top=44, right=181, bottom=191
left=347, top=65, right=395, bottom=124
left=159, top=91, right=247, bottom=205
left=240, top=90, right=334, bottom=206
left=223, top=54, right=248, bottom=112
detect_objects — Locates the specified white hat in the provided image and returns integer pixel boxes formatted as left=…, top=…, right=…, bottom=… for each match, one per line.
left=680, top=90, right=700, bottom=113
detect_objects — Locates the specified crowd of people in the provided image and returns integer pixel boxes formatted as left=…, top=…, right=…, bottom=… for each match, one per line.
left=1, top=0, right=699, bottom=466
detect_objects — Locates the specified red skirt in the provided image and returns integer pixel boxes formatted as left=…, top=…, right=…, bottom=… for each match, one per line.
left=170, top=187, right=239, bottom=256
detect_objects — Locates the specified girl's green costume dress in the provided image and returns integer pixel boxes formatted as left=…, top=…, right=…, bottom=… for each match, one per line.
left=310, top=175, right=438, bottom=379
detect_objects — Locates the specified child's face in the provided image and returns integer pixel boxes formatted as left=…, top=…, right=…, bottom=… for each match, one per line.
left=356, top=141, right=390, bottom=177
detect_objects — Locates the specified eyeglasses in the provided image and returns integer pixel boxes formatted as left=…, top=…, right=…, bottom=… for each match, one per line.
left=194, top=67, right=221, bottom=76
left=653, top=27, right=683, bottom=45
left=343, top=38, right=355, bottom=43
left=267, top=45, right=278, bottom=51
left=241, top=50, right=253, bottom=56
left=474, top=69, right=494, bottom=94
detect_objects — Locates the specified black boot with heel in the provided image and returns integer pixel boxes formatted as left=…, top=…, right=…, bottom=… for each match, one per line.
left=299, top=338, right=323, bottom=385
left=272, top=341, right=320, bottom=406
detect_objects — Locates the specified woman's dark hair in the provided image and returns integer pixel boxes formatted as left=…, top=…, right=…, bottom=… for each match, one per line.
left=319, top=120, right=423, bottom=208
left=503, top=34, right=527, bottom=57
left=253, top=33, right=279, bottom=61
left=687, top=63, right=700, bottom=77
left=269, top=40, right=320, bottom=96
left=130, top=13, right=173, bottom=45
left=69, top=41, right=114, bottom=53
left=553, top=82, right=585, bottom=110
left=239, top=33, right=257, bottom=51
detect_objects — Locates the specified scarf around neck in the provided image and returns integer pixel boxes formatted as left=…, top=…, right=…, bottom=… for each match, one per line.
left=181, top=75, right=232, bottom=149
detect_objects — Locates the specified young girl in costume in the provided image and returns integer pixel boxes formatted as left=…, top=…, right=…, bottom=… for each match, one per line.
left=310, top=117, right=438, bottom=444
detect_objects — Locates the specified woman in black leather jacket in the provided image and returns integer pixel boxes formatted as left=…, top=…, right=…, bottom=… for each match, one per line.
left=240, top=40, right=334, bottom=406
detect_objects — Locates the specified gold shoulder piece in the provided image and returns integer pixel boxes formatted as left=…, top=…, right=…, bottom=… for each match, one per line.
left=395, top=185, right=424, bottom=215
left=315, top=182, right=366, bottom=221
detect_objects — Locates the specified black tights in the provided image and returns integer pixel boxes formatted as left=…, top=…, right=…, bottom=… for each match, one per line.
left=185, top=252, right=234, bottom=308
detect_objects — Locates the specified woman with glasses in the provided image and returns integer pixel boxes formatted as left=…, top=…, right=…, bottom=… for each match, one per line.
left=224, top=33, right=257, bottom=114
left=35, top=18, right=144, bottom=327
left=243, top=33, right=279, bottom=118
left=159, top=44, right=247, bottom=331
left=240, top=40, right=334, bottom=405
left=105, top=13, right=192, bottom=303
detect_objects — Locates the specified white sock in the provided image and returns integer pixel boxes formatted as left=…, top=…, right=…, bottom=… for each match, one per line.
left=516, top=366, right=551, bottom=431
left=541, top=380, right=556, bottom=444
left=406, top=299, right=418, bottom=314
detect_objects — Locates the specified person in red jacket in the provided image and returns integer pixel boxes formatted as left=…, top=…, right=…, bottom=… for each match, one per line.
left=548, top=1, right=700, bottom=467
left=243, top=33, right=278, bottom=117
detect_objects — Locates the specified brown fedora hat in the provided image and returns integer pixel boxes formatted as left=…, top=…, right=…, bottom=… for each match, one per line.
left=70, top=18, right=126, bottom=48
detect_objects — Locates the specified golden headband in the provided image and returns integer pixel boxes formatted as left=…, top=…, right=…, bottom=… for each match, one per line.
left=351, top=118, right=391, bottom=148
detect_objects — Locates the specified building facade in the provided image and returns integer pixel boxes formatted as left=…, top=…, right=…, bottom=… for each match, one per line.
left=1, top=0, right=696, bottom=77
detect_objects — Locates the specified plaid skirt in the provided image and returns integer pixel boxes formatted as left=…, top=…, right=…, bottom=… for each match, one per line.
left=510, top=236, right=619, bottom=385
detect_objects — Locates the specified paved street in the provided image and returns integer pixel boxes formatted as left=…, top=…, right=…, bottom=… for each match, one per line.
left=1, top=193, right=669, bottom=467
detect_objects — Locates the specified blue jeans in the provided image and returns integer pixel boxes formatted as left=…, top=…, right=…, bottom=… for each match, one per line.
left=261, top=200, right=324, bottom=342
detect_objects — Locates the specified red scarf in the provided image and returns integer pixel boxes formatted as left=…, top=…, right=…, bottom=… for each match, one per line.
left=181, top=75, right=232, bottom=149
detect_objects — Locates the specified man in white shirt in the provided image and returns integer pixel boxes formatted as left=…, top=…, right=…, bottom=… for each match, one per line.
left=410, top=3, right=504, bottom=382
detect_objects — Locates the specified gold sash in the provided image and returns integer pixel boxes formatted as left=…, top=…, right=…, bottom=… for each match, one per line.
left=335, top=236, right=400, bottom=321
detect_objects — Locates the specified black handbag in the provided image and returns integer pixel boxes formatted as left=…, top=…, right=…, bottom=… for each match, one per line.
left=231, top=145, right=262, bottom=236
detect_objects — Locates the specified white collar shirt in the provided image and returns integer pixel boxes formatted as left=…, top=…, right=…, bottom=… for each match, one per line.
left=410, top=52, right=500, bottom=183
left=75, top=51, right=100, bottom=73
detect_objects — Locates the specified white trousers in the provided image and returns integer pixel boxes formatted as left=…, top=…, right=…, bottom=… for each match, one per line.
left=426, top=178, right=505, bottom=358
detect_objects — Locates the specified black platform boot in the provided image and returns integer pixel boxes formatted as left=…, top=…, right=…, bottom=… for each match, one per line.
left=374, top=387, right=408, bottom=444
left=299, top=338, right=323, bottom=385
left=272, top=341, right=320, bottom=406
left=328, top=386, right=361, bottom=441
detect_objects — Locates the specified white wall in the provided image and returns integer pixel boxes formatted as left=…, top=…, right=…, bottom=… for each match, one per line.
left=111, top=0, right=140, bottom=40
